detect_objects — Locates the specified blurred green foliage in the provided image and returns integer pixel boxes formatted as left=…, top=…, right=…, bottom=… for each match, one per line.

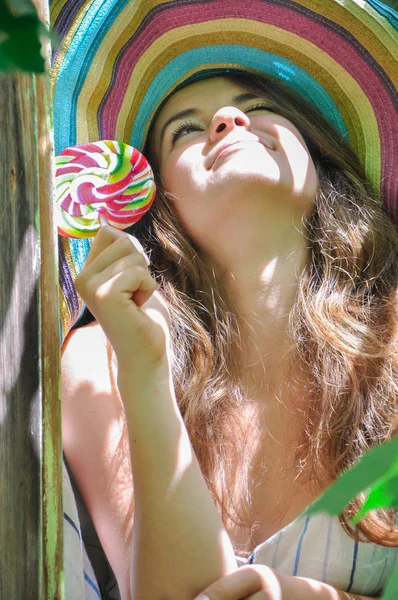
left=0, top=0, right=59, bottom=72
left=307, top=436, right=398, bottom=598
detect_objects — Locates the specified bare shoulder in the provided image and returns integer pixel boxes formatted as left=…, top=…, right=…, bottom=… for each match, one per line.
left=61, top=321, right=122, bottom=433
left=62, top=322, right=116, bottom=394
left=61, top=323, right=133, bottom=598
left=62, top=321, right=109, bottom=356
left=61, top=320, right=125, bottom=463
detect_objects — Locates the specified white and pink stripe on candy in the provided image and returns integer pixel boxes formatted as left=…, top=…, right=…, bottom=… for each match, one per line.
left=55, top=140, right=156, bottom=238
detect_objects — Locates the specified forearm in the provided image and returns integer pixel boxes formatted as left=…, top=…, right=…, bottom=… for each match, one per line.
left=281, top=572, right=379, bottom=599
left=118, top=371, right=237, bottom=600
left=320, top=586, right=378, bottom=600
left=318, top=582, right=378, bottom=600
left=192, top=565, right=380, bottom=600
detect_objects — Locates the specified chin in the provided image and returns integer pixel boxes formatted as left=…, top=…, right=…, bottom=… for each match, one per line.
left=211, top=169, right=281, bottom=195
left=207, top=174, right=315, bottom=216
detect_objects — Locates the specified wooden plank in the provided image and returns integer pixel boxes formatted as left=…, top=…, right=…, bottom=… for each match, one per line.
left=0, top=0, right=63, bottom=597
left=0, top=67, right=42, bottom=600
left=35, top=0, right=63, bottom=596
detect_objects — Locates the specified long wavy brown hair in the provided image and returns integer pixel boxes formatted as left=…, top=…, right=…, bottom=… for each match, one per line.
left=105, top=71, right=398, bottom=554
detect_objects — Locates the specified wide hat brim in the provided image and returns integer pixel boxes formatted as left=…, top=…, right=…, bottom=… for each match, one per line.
left=51, top=0, right=398, bottom=221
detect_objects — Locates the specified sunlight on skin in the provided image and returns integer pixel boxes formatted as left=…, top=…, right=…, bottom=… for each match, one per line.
left=154, top=77, right=317, bottom=263
left=164, top=422, right=196, bottom=500
left=260, top=256, right=281, bottom=312
left=273, top=123, right=312, bottom=196
left=153, top=77, right=316, bottom=378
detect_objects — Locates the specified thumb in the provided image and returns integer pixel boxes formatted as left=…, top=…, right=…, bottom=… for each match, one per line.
left=127, top=234, right=151, bottom=267
left=127, top=235, right=155, bottom=307
left=141, top=290, right=171, bottom=332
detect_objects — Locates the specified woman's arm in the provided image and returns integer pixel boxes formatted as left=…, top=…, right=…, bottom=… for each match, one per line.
left=62, top=323, right=134, bottom=600
left=63, top=321, right=237, bottom=600
left=118, top=361, right=237, bottom=600
left=68, top=225, right=238, bottom=599
left=193, top=565, right=379, bottom=599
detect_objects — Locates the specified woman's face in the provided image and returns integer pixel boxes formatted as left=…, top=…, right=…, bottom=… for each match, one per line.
left=152, top=76, right=318, bottom=245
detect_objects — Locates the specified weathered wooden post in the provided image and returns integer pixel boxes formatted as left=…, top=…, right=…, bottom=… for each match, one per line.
left=0, top=1, right=63, bottom=598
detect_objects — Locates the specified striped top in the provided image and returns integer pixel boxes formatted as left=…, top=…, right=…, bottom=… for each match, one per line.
left=63, top=462, right=103, bottom=600
left=63, top=460, right=397, bottom=599
left=237, top=513, right=398, bottom=597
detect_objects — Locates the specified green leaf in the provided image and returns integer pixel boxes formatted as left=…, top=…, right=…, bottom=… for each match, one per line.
left=382, top=566, right=398, bottom=600
left=0, top=15, right=44, bottom=72
left=352, top=473, right=398, bottom=525
left=0, top=0, right=60, bottom=73
left=306, top=436, right=398, bottom=518
left=6, top=0, right=38, bottom=17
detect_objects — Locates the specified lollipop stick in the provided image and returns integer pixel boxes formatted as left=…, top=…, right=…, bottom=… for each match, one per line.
left=99, top=213, right=109, bottom=227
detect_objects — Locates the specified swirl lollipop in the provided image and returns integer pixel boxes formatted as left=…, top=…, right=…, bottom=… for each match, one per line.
left=55, top=140, right=156, bottom=238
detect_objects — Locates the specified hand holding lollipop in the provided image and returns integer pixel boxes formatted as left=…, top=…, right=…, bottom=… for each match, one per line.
left=56, top=140, right=171, bottom=375
left=55, top=140, right=156, bottom=238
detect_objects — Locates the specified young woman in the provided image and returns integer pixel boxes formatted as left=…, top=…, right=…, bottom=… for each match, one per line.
left=52, top=1, right=398, bottom=599
left=61, top=71, right=398, bottom=600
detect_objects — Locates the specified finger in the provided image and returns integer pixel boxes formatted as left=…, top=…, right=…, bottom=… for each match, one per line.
left=85, top=225, right=150, bottom=268
left=85, top=261, right=157, bottom=313
left=82, top=236, right=149, bottom=280
left=141, top=290, right=171, bottom=329
left=94, top=255, right=157, bottom=309
left=195, top=566, right=281, bottom=600
left=127, top=234, right=151, bottom=266
left=95, top=265, right=157, bottom=309
left=99, top=212, right=109, bottom=227
left=84, top=225, right=126, bottom=267
left=90, top=268, right=167, bottom=365
left=195, top=568, right=261, bottom=600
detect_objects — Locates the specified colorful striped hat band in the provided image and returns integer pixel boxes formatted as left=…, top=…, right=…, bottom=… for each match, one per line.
left=51, top=0, right=398, bottom=223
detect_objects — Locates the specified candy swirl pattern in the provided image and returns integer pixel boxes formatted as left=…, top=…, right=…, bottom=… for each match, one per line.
left=55, top=140, right=156, bottom=238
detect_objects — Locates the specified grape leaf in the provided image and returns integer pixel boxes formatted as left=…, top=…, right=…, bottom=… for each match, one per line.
left=352, top=472, right=398, bottom=525
left=305, top=437, right=398, bottom=599
left=306, top=436, right=398, bottom=517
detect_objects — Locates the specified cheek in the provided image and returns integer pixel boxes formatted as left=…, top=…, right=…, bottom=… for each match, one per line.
left=161, top=147, right=204, bottom=198
left=159, top=149, right=210, bottom=239
left=276, top=126, right=318, bottom=201
left=290, top=143, right=317, bottom=196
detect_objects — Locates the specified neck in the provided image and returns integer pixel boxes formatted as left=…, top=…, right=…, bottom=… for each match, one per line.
left=229, top=227, right=308, bottom=382
left=213, top=214, right=308, bottom=395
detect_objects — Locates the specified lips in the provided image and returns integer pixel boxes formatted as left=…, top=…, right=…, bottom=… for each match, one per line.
left=208, top=137, right=274, bottom=169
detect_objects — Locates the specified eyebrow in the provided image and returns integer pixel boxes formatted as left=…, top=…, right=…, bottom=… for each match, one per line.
left=159, top=92, right=262, bottom=146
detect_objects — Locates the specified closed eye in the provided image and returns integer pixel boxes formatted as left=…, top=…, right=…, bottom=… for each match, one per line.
left=170, top=120, right=203, bottom=145
left=245, top=103, right=273, bottom=113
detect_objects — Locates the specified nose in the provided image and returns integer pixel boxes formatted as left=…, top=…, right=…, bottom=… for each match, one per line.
left=208, top=106, right=250, bottom=143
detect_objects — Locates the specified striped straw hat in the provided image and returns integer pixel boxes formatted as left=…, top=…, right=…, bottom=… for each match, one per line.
left=50, top=0, right=398, bottom=340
